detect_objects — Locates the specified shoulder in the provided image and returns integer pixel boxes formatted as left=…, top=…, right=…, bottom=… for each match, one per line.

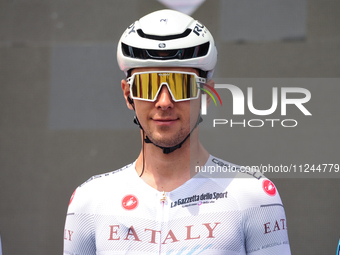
left=67, top=163, right=135, bottom=213
left=203, top=156, right=291, bottom=253
left=204, top=155, right=283, bottom=209
left=78, top=163, right=133, bottom=188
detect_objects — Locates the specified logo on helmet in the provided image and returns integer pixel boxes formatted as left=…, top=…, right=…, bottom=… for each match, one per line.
left=127, top=22, right=136, bottom=34
left=158, top=43, right=166, bottom=48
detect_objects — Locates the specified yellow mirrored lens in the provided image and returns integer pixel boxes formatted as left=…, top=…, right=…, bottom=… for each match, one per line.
left=132, top=73, right=198, bottom=100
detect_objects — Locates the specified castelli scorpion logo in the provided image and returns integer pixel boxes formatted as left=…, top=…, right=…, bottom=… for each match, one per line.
left=122, top=194, right=139, bottom=210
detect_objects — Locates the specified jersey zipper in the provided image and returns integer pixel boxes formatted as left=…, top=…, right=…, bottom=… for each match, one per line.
left=159, top=191, right=168, bottom=255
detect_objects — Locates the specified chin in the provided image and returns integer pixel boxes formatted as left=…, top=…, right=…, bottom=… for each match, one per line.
left=148, top=133, right=187, bottom=148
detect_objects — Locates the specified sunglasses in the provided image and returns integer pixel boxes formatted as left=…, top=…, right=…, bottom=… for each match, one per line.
left=127, top=71, right=206, bottom=102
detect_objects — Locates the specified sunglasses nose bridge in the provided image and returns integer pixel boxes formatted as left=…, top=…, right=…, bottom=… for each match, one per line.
left=156, top=82, right=176, bottom=102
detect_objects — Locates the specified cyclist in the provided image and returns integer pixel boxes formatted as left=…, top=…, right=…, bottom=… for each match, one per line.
left=64, top=9, right=291, bottom=254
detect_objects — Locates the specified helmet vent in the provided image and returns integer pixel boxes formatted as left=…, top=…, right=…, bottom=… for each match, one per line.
left=137, top=29, right=192, bottom=41
left=121, top=42, right=210, bottom=60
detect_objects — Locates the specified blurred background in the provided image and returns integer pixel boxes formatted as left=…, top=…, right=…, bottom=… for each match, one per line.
left=0, top=0, right=339, bottom=254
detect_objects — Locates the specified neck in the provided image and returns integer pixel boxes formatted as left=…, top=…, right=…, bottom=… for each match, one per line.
left=135, top=128, right=209, bottom=192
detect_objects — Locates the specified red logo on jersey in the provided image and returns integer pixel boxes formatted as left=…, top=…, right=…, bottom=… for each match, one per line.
left=69, top=189, right=76, bottom=205
left=122, top=195, right=138, bottom=210
left=262, top=180, right=276, bottom=196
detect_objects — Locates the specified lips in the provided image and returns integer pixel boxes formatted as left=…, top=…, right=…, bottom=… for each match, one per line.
left=152, top=118, right=178, bottom=126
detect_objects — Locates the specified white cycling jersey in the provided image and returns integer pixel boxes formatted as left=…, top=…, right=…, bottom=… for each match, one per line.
left=64, top=155, right=291, bottom=255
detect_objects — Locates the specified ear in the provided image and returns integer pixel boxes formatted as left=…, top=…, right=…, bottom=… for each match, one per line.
left=121, top=79, right=134, bottom=110
left=205, top=79, right=215, bottom=107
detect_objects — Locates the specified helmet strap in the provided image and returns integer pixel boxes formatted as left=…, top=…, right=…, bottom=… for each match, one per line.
left=133, top=114, right=203, bottom=154
left=129, top=95, right=202, bottom=169
left=129, top=96, right=202, bottom=177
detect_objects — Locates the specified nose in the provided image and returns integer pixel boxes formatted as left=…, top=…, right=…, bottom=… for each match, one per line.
left=155, top=85, right=174, bottom=110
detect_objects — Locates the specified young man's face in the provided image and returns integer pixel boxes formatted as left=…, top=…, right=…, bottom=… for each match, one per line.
left=122, top=67, right=212, bottom=148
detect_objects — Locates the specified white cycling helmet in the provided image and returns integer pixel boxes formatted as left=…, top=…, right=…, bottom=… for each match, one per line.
left=117, top=9, right=217, bottom=79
